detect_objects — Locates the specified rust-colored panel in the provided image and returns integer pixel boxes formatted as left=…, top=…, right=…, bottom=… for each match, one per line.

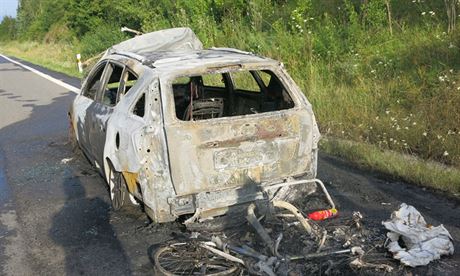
left=122, top=171, right=138, bottom=193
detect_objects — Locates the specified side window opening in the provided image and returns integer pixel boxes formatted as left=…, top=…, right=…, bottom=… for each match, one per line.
left=258, top=70, right=294, bottom=112
left=172, top=74, right=226, bottom=121
left=231, top=71, right=261, bottom=93
left=83, top=63, right=105, bottom=100
left=202, top=74, right=226, bottom=88
left=101, top=63, right=124, bottom=107
left=172, top=76, right=191, bottom=118
left=121, top=71, right=138, bottom=96
left=133, top=93, right=145, bottom=118
left=257, top=70, right=272, bottom=87
left=171, top=70, right=294, bottom=121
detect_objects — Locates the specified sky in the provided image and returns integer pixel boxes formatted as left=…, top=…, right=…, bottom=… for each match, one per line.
left=0, top=0, right=18, bottom=20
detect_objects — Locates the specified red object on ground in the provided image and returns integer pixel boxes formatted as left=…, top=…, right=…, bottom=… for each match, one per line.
left=307, top=208, right=338, bottom=221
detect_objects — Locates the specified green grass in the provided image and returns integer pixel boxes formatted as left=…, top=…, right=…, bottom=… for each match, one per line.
left=0, top=41, right=81, bottom=77
left=321, top=137, right=460, bottom=195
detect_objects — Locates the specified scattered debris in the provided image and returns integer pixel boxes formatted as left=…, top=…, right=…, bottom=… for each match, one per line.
left=383, top=203, right=454, bottom=267
left=151, top=186, right=454, bottom=274
left=316, top=230, right=327, bottom=252
left=272, top=200, right=315, bottom=236
left=290, top=248, right=352, bottom=260
left=350, top=258, right=394, bottom=272
left=307, top=208, right=338, bottom=221
left=151, top=183, right=407, bottom=275
left=352, top=211, right=363, bottom=229
left=199, top=243, right=245, bottom=265
left=246, top=203, right=276, bottom=255
left=190, top=232, right=200, bottom=239
left=351, top=246, right=365, bottom=256
left=60, top=157, right=73, bottom=164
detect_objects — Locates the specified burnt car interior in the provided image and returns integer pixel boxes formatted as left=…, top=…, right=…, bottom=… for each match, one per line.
left=101, top=63, right=139, bottom=107
left=172, top=70, right=295, bottom=121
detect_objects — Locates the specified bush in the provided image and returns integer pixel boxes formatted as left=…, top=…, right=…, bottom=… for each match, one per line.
left=80, top=24, right=127, bottom=58
left=0, top=16, right=17, bottom=41
left=43, top=23, right=75, bottom=44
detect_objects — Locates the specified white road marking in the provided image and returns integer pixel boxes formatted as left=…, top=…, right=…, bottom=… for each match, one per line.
left=0, top=54, right=80, bottom=94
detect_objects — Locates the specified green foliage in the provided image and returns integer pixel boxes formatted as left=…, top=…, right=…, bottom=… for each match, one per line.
left=80, top=23, right=127, bottom=57
left=362, top=0, right=387, bottom=28
left=0, top=16, right=17, bottom=41
left=15, top=0, right=70, bottom=40
left=289, top=0, right=312, bottom=33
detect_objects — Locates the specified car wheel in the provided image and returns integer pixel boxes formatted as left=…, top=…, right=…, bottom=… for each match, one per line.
left=108, top=168, right=130, bottom=211
left=68, top=122, right=79, bottom=153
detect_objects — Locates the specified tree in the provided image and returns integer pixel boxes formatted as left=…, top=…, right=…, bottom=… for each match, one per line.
left=0, top=16, right=17, bottom=41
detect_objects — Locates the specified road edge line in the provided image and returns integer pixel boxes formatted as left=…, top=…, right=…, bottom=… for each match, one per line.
left=0, top=54, right=79, bottom=94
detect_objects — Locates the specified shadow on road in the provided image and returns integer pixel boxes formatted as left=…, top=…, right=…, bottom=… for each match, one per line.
left=49, top=161, right=132, bottom=275
left=0, top=74, right=132, bottom=274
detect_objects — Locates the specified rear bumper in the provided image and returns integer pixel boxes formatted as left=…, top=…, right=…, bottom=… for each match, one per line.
left=167, top=176, right=323, bottom=222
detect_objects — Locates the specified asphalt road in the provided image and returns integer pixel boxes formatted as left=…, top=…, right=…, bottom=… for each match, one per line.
left=0, top=55, right=459, bottom=275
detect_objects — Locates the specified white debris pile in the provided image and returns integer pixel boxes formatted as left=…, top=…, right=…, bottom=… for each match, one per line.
left=382, top=203, right=454, bottom=267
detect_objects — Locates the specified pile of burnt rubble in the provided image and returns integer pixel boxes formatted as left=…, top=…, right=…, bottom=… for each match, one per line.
left=150, top=187, right=454, bottom=275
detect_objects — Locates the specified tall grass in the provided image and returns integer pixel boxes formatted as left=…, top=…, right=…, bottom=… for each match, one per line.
left=0, top=40, right=80, bottom=77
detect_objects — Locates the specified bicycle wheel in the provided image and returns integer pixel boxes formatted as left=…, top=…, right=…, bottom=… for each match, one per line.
left=154, top=242, right=239, bottom=276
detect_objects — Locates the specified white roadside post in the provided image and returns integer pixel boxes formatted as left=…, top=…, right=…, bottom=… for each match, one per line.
left=76, top=53, right=83, bottom=74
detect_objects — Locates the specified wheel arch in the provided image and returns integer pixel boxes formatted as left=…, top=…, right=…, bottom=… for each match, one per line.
left=103, top=157, right=115, bottom=184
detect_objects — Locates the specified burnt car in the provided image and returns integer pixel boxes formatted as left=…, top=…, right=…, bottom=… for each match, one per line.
left=69, top=28, right=321, bottom=224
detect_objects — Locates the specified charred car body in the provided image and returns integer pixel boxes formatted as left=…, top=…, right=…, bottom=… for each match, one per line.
left=69, top=28, right=321, bottom=224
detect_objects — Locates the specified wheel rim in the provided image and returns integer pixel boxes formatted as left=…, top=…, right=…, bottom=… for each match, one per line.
left=110, top=170, right=124, bottom=210
left=154, top=243, right=238, bottom=276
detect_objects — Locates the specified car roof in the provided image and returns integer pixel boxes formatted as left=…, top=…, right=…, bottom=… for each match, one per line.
left=103, top=28, right=279, bottom=74
left=107, top=27, right=203, bottom=55
left=108, top=48, right=278, bottom=74
left=150, top=48, right=275, bottom=70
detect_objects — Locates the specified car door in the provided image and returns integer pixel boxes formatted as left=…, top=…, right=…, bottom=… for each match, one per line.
left=88, top=62, right=125, bottom=169
left=73, top=61, right=107, bottom=159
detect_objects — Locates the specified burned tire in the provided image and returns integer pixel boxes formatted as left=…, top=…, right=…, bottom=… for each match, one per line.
left=108, top=167, right=131, bottom=211
left=68, top=121, right=80, bottom=153
left=154, top=243, right=239, bottom=276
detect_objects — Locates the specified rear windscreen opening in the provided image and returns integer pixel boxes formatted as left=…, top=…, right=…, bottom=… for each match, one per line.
left=172, top=70, right=295, bottom=121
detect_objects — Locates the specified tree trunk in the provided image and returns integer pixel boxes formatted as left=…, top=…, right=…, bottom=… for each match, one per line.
left=385, top=0, right=393, bottom=36
left=445, top=0, right=458, bottom=33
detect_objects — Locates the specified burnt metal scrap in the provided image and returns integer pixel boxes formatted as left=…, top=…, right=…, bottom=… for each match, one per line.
left=149, top=170, right=453, bottom=275
left=69, top=27, right=321, bottom=224
left=151, top=186, right=397, bottom=276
